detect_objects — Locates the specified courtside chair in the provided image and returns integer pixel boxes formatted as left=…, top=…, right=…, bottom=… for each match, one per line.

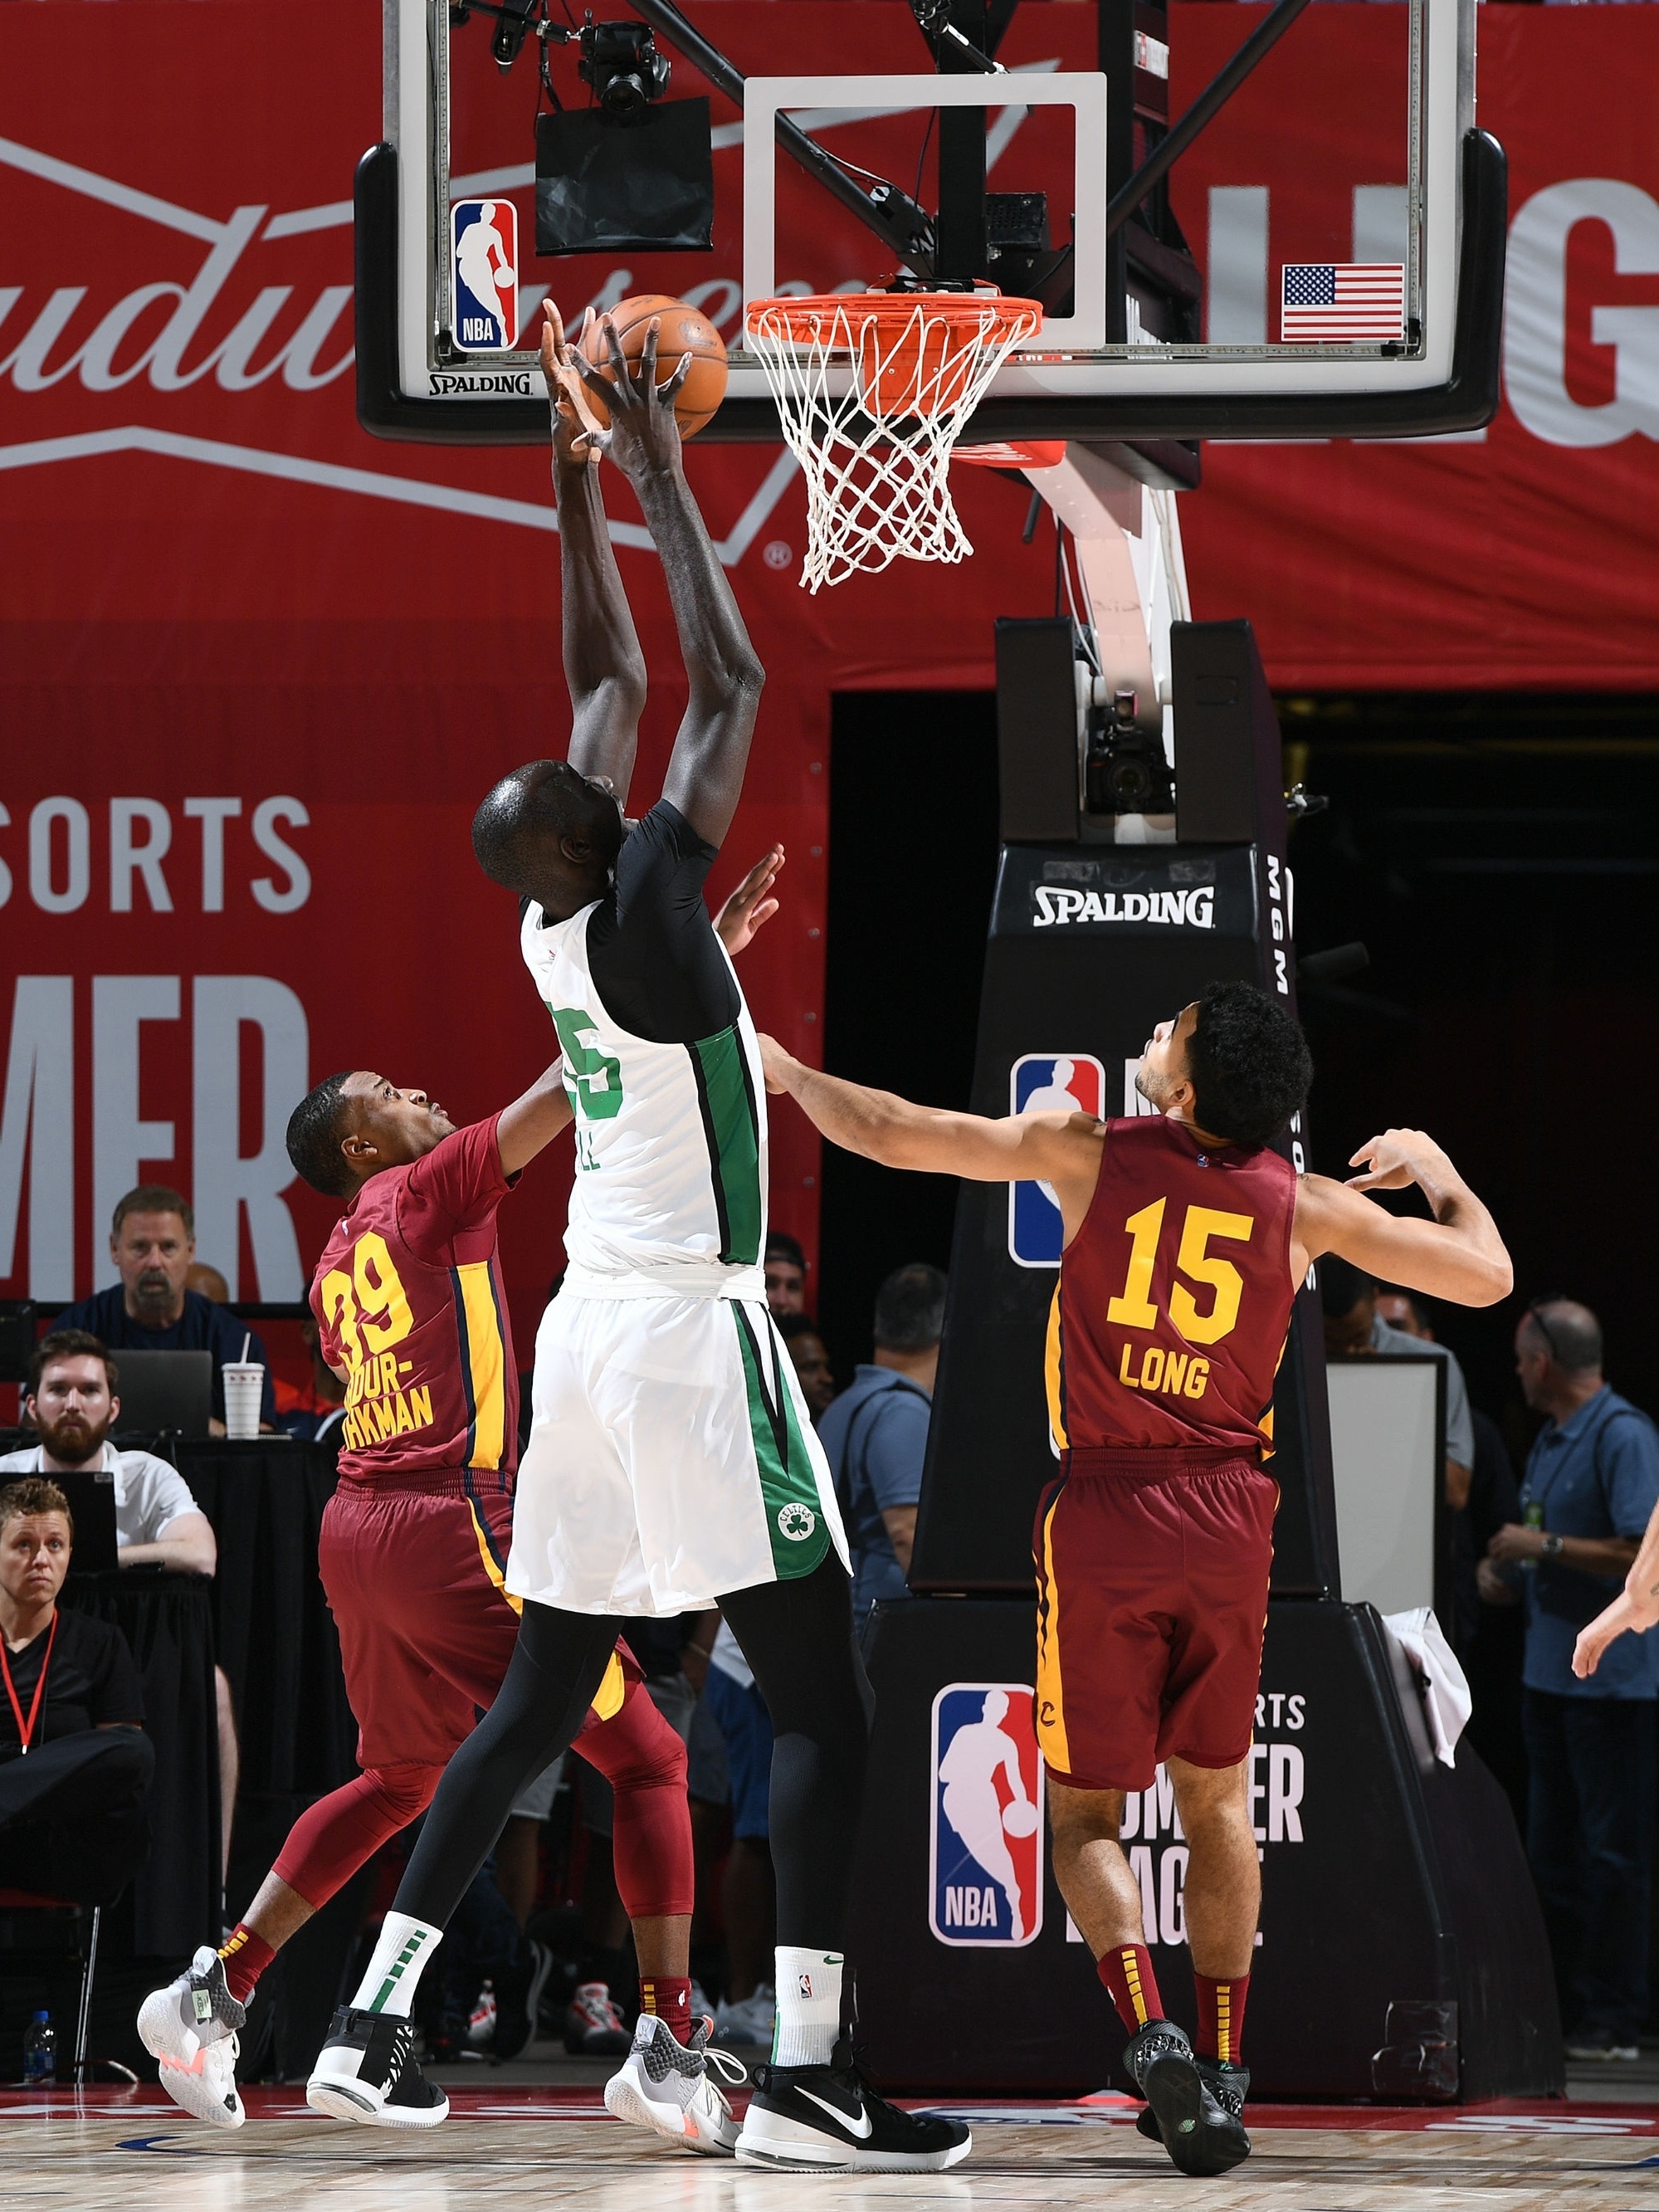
left=0, top=1891, right=101, bottom=2083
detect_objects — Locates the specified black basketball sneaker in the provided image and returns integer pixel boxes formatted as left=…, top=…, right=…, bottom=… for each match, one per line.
left=736, top=2037, right=972, bottom=2172
left=306, top=2004, right=450, bottom=2129
left=1125, top=2020, right=1251, bottom=2176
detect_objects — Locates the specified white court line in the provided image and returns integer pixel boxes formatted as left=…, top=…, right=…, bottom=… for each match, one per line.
left=0, top=426, right=798, bottom=565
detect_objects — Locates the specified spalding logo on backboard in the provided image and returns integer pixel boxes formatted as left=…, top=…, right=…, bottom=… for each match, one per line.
left=930, top=1682, right=1044, bottom=1947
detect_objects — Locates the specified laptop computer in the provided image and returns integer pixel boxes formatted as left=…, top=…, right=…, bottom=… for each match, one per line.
left=51, top=1466, right=120, bottom=1577
left=110, top=1350, right=213, bottom=1441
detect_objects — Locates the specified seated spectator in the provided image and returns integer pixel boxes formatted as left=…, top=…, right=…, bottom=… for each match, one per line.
left=820, top=1263, right=945, bottom=1631
left=0, top=1476, right=154, bottom=1903
left=1321, top=1253, right=1475, bottom=1507
left=773, top=1311, right=837, bottom=1422
left=185, top=1264, right=231, bottom=1305
left=764, top=1232, right=809, bottom=1318
left=1, top=1333, right=217, bottom=1572
left=274, top=1316, right=348, bottom=1443
left=56, top=1185, right=277, bottom=1430
left=0, top=1332, right=237, bottom=1879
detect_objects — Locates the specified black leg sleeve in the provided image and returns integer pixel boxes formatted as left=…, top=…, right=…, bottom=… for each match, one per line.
left=393, top=1603, right=617, bottom=1929
left=720, top=1555, right=872, bottom=1951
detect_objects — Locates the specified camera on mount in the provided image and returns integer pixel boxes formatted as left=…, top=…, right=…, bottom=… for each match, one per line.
left=1084, top=687, right=1177, bottom=818
left=579, top=20, right=671, bottom=116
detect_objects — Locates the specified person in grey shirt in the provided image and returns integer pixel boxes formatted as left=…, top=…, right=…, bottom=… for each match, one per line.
left=818, top=1265, right=945, bottom=1631
left=1320, top=1254, right=1474, bottom=1507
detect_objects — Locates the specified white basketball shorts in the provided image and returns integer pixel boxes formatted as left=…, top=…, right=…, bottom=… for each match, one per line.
left=506, top=1292, right=850, bottom=1617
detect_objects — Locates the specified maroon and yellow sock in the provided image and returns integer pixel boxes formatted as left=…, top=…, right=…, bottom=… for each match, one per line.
left=217, top=1922, right=276, bottom=2006
left=1097, top=1945, right=1164, bottom=2036
left=639, top=1974, right=693, bottom=2044
left=1194, top=1972, right=1248, bottom=2065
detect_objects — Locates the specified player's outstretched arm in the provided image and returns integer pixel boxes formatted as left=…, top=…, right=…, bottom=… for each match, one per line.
left=541, top=305, right=648, bottom=801
left=1577, top=1492, right=1659, bottom=1676
left=575, top=315, right=764, bottom=850
left=1292, top=1129, right=1512, bottom=1306
left=496, top=1055, right=574, bottom=1176
left=761, top=1036, right=1100, bottom=1216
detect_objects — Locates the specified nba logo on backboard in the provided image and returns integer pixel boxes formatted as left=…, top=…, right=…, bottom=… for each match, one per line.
left=1008, top=1054, right=1105, bottom=1267
left=930, top=1683, right=1043, bottom=1948
left=450, top=198, right=519, bottom=353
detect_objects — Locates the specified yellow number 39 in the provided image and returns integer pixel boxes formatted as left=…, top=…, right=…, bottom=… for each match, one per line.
left=1105, top=1198, right=1253, bottom=1347
left=320, top=1231, right=415, bottom=1374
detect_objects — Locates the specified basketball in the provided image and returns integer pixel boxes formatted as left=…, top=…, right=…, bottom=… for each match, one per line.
left=578, top=294, right=729, bottom=440
left=1002, top=1800, right=1039, bottom=1838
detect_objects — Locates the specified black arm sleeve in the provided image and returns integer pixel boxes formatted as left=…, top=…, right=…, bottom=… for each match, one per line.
left=583, top=801, right=741, bottom=1044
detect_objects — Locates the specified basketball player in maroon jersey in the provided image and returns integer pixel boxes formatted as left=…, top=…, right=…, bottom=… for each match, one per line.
left=760, top=983, right=1510, bottom=2175
left=138, top=862, right=784, bottom=2139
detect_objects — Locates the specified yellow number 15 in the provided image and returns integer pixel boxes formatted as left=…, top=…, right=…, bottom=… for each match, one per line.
left=1105, top=1198, right=1254, bottom=1346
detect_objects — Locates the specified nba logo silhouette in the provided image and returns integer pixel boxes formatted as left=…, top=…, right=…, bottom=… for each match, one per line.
left=450, top=198, right=519, bottom=352
left=1008, top=1054, right=1105, bottom=1267
left=930, top=1683, right=1043, bottom=1948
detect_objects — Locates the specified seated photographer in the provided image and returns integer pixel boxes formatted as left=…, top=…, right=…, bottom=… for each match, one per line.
left=0, top=1477, right=154, bottom=1903
left=56, top=1184, right=276, bottom=1431
left=0, top=1332, right=237, bottom=1878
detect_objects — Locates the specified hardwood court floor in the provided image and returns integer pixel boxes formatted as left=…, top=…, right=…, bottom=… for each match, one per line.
left=9, top=2087, right=1659, bottom=2212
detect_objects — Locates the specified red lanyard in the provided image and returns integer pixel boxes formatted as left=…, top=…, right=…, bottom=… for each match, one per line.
left=1, top=1613, right=57, bottom=1756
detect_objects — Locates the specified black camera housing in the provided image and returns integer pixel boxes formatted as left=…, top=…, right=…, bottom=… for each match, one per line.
left=579, top=20, right=671, bottom=116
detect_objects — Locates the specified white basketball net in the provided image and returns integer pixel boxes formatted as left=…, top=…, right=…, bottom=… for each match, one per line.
left=746, top=292, right=1042, bottom=593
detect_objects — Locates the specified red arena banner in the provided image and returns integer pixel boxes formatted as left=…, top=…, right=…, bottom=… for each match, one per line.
left=3, top=2, right=1658, bottom=1341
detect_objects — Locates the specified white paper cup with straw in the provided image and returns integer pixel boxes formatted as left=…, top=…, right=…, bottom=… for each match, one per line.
left=223, top=1342, right=263, bottom=1440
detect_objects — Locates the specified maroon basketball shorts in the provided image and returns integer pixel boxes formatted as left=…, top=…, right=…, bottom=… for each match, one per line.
left=319, top=1467, right=640, bottom=1771
left=1032, top=1447, right=1278, bottom=1795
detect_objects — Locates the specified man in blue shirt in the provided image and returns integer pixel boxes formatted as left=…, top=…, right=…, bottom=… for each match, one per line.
left=57, top=1185, right=277, bottom=1430
left=819, top=1264, right=944, bottom=1632
left=1481, top=1298, right=1659, bottom=2060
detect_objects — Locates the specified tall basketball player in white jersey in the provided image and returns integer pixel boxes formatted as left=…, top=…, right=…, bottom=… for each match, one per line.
left=310, top=306, right=970, bottom=2173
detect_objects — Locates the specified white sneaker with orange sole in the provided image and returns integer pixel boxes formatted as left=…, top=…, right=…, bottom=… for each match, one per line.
left=604, top=2013, right=745, bottom=2154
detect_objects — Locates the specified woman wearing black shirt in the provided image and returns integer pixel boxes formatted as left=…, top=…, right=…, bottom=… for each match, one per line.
left=0, top=1476, right=152, bottom=1900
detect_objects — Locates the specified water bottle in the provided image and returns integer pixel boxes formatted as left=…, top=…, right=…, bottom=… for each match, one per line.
left=22, top=2009, right=55, bottom=2086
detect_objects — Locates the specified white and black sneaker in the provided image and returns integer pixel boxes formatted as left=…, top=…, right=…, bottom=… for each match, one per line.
left=137, top=1946, right=246, bottom=2131
left=306, top=2005, right=450, bottom=2129
left=605, top=2012, right=745, bottom=2154
left=1125, top=2020, right=1250, bottom=2177
left=736, top=2037, right=972, bottom=2172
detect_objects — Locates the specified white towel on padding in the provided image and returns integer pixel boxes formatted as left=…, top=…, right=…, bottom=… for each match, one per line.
left=1383, top=1607, right=1472, bottom=1766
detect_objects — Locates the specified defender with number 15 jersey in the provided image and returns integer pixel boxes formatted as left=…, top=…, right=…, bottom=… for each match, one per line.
left=1037, top=1114, right=1298, bottom=1793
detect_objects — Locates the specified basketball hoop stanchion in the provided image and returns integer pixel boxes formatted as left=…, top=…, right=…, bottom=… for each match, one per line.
left=744, top=288, right=1042, bottom=592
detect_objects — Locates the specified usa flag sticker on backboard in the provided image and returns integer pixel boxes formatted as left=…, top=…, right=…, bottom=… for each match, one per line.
left=930, top=1683, right=1044, bottom=1948
left=1008, top=1054, right=1106, bottom=1267
left=450, top=198, right=520, bottom=353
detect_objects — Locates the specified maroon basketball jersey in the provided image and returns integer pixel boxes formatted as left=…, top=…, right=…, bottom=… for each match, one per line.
left=1051, top=1116, right=1298, bottom=1455
left=311, top=1116, right=519, bottom=1484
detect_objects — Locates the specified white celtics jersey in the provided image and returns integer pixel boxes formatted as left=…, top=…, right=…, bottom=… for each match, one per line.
left=521, top=897, right=769, bottom=1299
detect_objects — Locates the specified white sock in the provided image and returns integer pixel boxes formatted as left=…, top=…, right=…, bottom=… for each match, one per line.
left=349, top=1912, right=442, bottom=2018
left=772, top=1946, right=843, bottom=2068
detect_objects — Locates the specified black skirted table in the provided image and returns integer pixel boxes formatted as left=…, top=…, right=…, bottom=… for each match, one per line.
left=58, top=1570, right=219, bottom=1955
left=167, top=1439, right=359, bottom=1917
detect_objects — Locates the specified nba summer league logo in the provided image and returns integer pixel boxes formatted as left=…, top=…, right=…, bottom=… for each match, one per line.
left=450, top=198, right=520, bottom=353
left=1008, top=1054, right=1106, bottom=1267
left=930, top=1684, right=1044, bottom=1948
